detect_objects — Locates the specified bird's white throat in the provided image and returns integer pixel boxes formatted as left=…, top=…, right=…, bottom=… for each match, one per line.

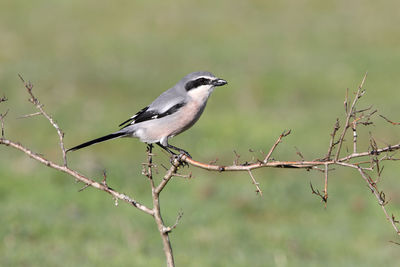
left=187, top=85, right=213, bottom=102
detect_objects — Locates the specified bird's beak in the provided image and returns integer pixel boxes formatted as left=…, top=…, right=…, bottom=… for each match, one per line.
left=212, top=78, right=228, bottom=87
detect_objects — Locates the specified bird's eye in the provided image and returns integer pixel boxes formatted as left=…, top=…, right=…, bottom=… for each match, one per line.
left=185, top=78, right=211, bottom=91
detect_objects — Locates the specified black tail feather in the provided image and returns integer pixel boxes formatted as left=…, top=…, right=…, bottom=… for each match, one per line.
left=67, top=132, right=126, bottom=152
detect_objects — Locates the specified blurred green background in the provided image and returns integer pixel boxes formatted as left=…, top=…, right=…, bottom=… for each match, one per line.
left=1, top=0, right=400, bottom=266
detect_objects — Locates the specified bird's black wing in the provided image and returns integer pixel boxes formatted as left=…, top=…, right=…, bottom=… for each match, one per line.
left=119, top=102, right=185, bottom=129
left=118, top=106, right=149, bottom=128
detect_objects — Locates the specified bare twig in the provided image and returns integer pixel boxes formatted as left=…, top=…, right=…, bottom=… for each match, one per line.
left=352, top=121, right=358, bottom=154
left=335, top=73, right=367, bottom=161
left=155, top=157, right=180, bottom=194
left=0, top=95, right=8, bottom=138
left=325, top=118, right=340, bottom=160
left=172, top=172, right=192, bottom=179
left=295, top=146, right=304, bottom=160
left=358, top=167, right=400, bottom=235
left=233, top=150, right=240, bottom=165
left=342, top=143, right=400, bottom=161
left=163, top=211, right=184, bottom=234
left=0, top=109, right=9, bottom=138
left=78, top=183, right=90, bottom=192
left=263, top=130, right=291, bottom=163
left=310, top=182, right=327, bottom=203
left=18, top=111, right=42, bottom=119
left=208, top=158, right=218, bottom=165
left=0, top=138, right=153, bottom=215
left=324, top=163, right=329, bottom=204
left=380, top=114, right=400, bottom=125
left=247, top=170, right=262, bottom=196
left=179, top=144, right=400, bottom=172
left=18, top=74, right=68, bottom=166
left=392, top=214, right=400, bottom=224
left=101, top=170, right=108, bottom=186
left=145, top=144, right=176, bottom=267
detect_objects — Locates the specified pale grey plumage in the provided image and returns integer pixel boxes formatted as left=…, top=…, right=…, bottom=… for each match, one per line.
left=67, top=71, right=227, bottom=156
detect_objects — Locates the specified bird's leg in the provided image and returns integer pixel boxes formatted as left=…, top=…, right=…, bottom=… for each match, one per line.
left=156, top=142, right=177, bottom=156
left=147, top=143, right=154, bottom=153
left=156, top=142, right=190, bottom=167
left=166, top=144, right=192, bottom=159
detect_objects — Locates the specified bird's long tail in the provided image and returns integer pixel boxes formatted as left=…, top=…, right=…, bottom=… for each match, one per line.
left=67, top=132, right=126, bottom=152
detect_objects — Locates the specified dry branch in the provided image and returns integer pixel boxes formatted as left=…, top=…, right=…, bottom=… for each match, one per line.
left=18, top=74, right=68, bottom=166
left=335, top=73, right=367, bottom=161
left=0, top=138, right=153, bottom=215
left=380, top=114, right=400, bottom=125
left=1, top=73, right=400, bottom=266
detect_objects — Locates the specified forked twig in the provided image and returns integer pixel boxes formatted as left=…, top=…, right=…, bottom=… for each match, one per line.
left=358, top=167, right=400, bottom=235
left=325, top=118, right=340, bottom=160
left=335, top=73, right=367, bottom=161
left=247, top=170, right=262, bottom=195
left=263, top=130, right=291, bottom=163
left=0, top=109, right=9, bottom=138
left=380, top=115, right=400, bottom=125
left=324, top=163, right=329, bottom=204
left=18, top=74, right=68, bottom=166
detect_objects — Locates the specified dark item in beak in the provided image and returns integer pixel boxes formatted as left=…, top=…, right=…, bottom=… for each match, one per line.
left=212, top=78, right=228, bottom=87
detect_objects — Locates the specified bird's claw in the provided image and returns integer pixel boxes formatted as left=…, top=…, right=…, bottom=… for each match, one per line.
left=170, top=153, right=189, bottom=168
left=179, top=150, right=191, bottom=159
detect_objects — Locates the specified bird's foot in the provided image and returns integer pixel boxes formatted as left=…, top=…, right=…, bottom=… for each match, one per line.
left=178, top=149, right=191, bottom=159
left=170, top=153, right=189, bottom=168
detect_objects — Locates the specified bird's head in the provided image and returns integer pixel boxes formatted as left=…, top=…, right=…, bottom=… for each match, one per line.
left=183, top=71, right=227, bottom=91
left=181, top=71, right=227, bottom=100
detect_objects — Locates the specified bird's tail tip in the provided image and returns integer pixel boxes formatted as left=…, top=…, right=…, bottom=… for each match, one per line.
left=67, top=132, right=126, bottom=152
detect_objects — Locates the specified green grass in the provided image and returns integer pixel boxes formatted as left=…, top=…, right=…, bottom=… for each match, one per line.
left=1, top=0, right=400, bottom=266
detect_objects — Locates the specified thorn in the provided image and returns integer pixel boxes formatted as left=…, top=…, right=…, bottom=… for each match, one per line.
left=392, top=214, right=399, bottom=224
left=163, top=210, right=184, bottom=233
left=233, top=150, right=240, bottom=165
left=283, top=129, right=291, bottom=136
left=78, top=183, right=90, bottom=192
left=389, top=240, right=400, bottom=246
left=18, top=73, right=25, bottom=83
left=208, top=158, right=218, bottom=165
left=18, top=112, right=42, bottom=119
left=102, top=170, right=107, bottom=186
left=310, top=182, right=327, bottom=204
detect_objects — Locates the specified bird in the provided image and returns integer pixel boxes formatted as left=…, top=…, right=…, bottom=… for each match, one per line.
left=67, top=71, right=228, bottom=157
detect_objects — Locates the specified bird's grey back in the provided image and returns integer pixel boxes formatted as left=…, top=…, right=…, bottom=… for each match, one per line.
left=148, top=71, right=216, bottom=113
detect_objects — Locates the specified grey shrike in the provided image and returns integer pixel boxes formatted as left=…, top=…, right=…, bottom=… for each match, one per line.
left=67, top=71, right=228, bottom=157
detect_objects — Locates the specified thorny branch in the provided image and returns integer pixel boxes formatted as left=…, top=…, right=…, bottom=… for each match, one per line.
left=325, top=119, right=340, bottom=160
left=0, top=138, right=154, bottom=215
left=263, top=130, right=291, bottom=163
left=0, top=110, right=8, bottom=138
left=335, top=73, right=367, bottom=161
left=323, top=163, right=329, bottom=204
left=380, top=114, right=400, bottom=126
left=310, top=181, right=327, bottom=203
left=18, top=74, right=68, bottom=166
left=358, top=167, right=399, bottom=234
left=1, top=73, right=400, bottom=266
left=177, top=73, right=400, bottom=237
left=0, top=95, right=8, bottom=138
left=247, top=170, right=262, bottom=195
